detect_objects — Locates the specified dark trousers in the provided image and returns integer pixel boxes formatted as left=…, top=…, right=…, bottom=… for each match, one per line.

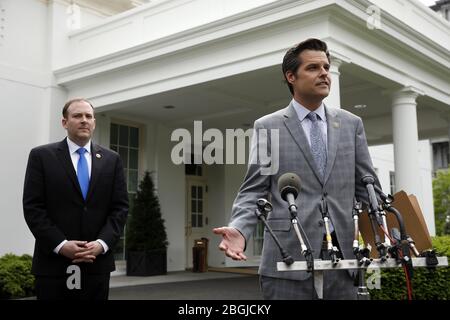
left=35, top=273, right=110, bottom=300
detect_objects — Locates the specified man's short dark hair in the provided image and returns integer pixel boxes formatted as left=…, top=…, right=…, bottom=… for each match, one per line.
left=282, top=38, right=330, bottom=95
left=62, top=98, right=95, bottom=118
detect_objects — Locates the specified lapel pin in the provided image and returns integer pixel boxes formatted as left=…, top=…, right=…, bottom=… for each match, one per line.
left=96, top=153, right=101, bottom=159
left=333, top=122, right=340, bottom=128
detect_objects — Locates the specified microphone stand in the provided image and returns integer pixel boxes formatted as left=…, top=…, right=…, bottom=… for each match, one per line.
left=285, top=192, right=314, bottom=273
left=352, top=199, right=372, bottom=300
left=254, top=199, right=294, bottom=265
left=285, top=193, right=319, bottom=299
left=362, top=176, right=390, bottom=261
left=373, top=187, right=414, bottom=278
left=319, top=196, right=340, bottom=265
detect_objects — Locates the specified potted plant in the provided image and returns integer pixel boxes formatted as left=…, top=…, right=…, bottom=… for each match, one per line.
left=126, top=171, right=169, bottom=276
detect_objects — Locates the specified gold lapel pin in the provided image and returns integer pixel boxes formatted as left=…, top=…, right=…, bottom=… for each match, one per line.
left=96, top=153, right=101, bottom=159
left=333, top=122, right=340, bottom=128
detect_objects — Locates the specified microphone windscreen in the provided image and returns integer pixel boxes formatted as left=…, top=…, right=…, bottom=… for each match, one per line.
left=278, top=172, right=301, bottom=201
left=361, top=174, right=375, bottom=185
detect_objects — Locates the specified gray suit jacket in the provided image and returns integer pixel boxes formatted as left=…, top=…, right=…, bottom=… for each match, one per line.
left=229, top=102, right=378, bottom=280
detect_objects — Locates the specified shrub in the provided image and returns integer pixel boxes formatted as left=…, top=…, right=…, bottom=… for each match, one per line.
left=0, top=254, right=35, bottom=299
left=433, top=168, right=450, bottom=235
left=126, top=171, right=168, bottom=252
left=369, top=236, right=450, bottom=300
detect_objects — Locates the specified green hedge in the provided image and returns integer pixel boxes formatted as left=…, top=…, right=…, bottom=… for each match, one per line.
left=0, top=254, right=35, bottom=299
left=369, top=236, right=450, bottom=300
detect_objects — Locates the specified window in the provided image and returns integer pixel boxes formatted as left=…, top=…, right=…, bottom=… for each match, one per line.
left=110, top=123, right=140, bottom=260
left=389, top=171, right=396, bottom=195
left=190, top=185, right=204, bottom=228
left=110, top=123, right=140, bottom=193
left=433, top=142, right=449, bottom=172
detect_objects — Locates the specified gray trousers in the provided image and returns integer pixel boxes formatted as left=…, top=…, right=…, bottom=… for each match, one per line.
left=260, top=246, right=357, bottom=300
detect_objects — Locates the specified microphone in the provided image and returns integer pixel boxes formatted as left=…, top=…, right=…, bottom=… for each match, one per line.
left=361, top=174, right=390, bottom=260
left=278, top=172, right=301, bottom=217
left=361, top=175, right=380, bottom=214
left=254, top=198, right=294, bottom=265
left=277, top=172, right=314, bottom=272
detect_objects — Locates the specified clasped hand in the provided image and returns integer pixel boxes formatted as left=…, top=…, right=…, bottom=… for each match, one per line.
left=60, top=240, right=103, bottom=263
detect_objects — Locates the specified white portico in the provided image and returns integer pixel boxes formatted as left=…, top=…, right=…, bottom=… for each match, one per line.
left=1, top=0, right=448, bottom=271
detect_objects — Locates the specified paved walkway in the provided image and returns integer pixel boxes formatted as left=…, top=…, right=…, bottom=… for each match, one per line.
left=109, top=271, right=262, bottom=300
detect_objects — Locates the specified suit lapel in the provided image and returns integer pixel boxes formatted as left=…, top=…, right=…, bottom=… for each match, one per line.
left=56, top=138, right=84, bottom=199
left=323, top=105, right=340, bottom=185
left=86, top=143, right=103, bottom=202
left=283, top=103, right=324, bottom=184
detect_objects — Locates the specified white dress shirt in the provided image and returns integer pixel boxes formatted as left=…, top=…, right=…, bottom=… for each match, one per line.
left=292, top=99, right=328, bottom=152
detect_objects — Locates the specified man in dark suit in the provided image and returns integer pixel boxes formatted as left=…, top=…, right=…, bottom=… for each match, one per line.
left=23, top=98, right=128, bottom=300
left=214, top=39, right=380, bottom=299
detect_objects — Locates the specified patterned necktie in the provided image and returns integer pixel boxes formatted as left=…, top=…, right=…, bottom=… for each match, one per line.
left=76, top=148, right=89, bottom=200
left=307, top=112, right=327, bottom=179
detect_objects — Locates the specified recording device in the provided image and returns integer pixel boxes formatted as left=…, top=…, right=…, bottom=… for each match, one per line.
left=254, top=198, right=294, bottom=265
left=361, top=175, right=390, bottom=260
left=277, top=173, right=314, bottom=272
left=278, top=172, right=301, bottom=217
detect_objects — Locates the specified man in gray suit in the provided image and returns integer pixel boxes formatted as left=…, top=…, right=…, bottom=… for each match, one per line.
left=213, top=38, right=379, bottom=299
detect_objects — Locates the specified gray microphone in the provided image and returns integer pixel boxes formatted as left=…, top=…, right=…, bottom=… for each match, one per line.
left=278, top=172, right=301, bottom=216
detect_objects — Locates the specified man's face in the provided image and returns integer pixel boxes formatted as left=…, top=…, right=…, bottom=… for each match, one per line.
left=286, top=50, right=331, bottom=103
left=62, top=100, right=96, bottom=145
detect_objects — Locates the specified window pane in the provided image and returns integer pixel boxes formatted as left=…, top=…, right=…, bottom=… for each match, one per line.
left=129, top=170, right=138, bottom=193
left=191, top=214, right=196, bottom=228
left=129, top=149, right=138, bottom=169
left=191, top=200, right=196, bottom=213
left=198, top=214, right=203, bottom=227
left=198, top=200, right=202, bottom=213
left=130, top=127, right=139, bottom=148
left=119, top=125, right=129, bottom=146
left=119, top=147, right=128, bottom=168
left=197, top=186, right=203, bottom=199
left=191, top=186, right=196, bottom=198
left=110, top=124, right=118, bottom=145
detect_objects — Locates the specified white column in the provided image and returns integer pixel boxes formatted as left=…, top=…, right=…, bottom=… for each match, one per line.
left=391, top=86, right=423, bottom=197
left=323, top=57, right=343, bottom=108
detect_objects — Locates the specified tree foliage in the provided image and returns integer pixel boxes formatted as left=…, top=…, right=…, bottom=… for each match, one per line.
left=126, top=171, right=168, bottom=252
left=433, top=168, right=450, bottom=235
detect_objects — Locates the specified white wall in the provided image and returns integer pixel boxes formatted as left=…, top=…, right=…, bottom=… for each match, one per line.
left=155, top=124, right=186, bottom=271
left=369, top=140, right=435, bottom=235
left=0, top=0, right=49, bottom=256
left=204, top=164, right=225, bottom=268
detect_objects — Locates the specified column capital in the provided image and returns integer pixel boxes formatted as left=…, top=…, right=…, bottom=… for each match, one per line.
left=387, top=86, right=424, bottom=97
left=385, top=86, right=424, bottom=105
left=328, top=50, right=352, bottom=66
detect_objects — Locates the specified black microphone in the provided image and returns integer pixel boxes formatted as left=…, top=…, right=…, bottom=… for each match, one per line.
left=278, top=172, right=301, bottom=217
left=361, top=175, right=380, bottom=214
left=254, top=198, right=294, bottom=265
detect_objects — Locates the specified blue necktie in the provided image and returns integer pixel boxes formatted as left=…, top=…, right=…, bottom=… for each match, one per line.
left=76, top=148, right=89, bottom=200
left=307, top=112, right=327, bottom=179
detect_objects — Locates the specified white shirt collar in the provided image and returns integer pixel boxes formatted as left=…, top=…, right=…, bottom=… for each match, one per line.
left=292, top=99, right=326, bottom=122
left=67, top=137, right=91, bottom=155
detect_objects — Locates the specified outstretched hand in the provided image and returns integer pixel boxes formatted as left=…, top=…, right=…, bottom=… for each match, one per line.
left=213, top=227, right=247, bottom=261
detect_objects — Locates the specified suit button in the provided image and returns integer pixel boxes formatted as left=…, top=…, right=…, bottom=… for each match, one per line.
left=318, top=220, right=324, bottom=227
left=323, top=191, right=328, bottom=197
